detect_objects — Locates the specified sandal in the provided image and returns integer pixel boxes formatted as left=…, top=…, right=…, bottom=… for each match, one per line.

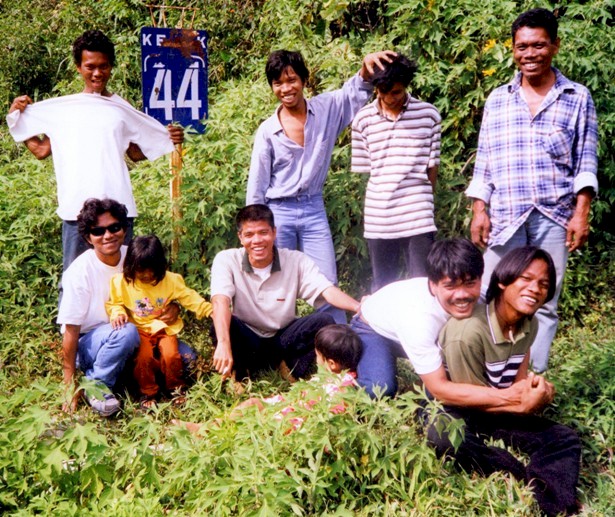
left=170, top=387, right=187, bottom=407
left=171, top=394, right=187, bottom=407
left=139, top=396, right=157, bottom=411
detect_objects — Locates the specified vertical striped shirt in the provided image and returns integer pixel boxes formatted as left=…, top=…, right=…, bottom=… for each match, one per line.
left=466, top=69, right=598, bottom=247
left=351, top=95, right=441, bottom=239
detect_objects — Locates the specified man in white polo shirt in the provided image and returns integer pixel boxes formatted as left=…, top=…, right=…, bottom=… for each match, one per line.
left=210, top=204, right=360, bottom=381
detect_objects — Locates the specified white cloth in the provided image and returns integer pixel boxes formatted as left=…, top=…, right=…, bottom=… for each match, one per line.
left=6, top=93, right=174, bottom=220
left=57, top=247, right=127, bottom=334
left=360, top=277, right=450, bottom=375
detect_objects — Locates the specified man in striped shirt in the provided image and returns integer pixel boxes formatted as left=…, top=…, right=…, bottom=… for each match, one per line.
left=351, top=54, right=441, bottom=292
left=434, top=246, right=581, bottom=516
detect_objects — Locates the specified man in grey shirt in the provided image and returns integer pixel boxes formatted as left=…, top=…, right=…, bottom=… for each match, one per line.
left=210, top=204, right=360, bottom=381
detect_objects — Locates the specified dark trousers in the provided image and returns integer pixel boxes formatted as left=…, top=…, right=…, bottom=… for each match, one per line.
left=423, top=406, right=581, bottom=516
left=211, top=312, right=335, bottom=379
left=367, top=231, right=435, bottom=293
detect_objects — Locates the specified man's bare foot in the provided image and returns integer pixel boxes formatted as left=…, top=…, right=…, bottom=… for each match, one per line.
left=278, top=360, right=297, bottom=383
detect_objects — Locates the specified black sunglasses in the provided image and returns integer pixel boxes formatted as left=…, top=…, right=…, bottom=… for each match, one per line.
left=89, top=223, right=124, bottom=237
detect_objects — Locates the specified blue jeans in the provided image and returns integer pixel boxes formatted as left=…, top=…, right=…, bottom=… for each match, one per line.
left=62, top=218, right=134, bottom=272
left=268, top=195, right=346, bottom=324
left=178, top=340, right=198, bottom=378
left=482, top=210, right=569, bottom=372
left=367, top=231, right=435, bottom=293
left=351, top=316, right=406, bottom=398
left=76, top=323, right=140, bottom=389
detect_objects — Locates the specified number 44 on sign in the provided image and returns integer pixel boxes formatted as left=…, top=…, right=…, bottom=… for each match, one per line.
left=140, top=27, right=209, bottom=134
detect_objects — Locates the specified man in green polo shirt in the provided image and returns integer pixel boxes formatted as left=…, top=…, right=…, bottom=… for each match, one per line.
left=434, top=246, right=581, bottom=516
left=210, top=204, right=360, bottom=381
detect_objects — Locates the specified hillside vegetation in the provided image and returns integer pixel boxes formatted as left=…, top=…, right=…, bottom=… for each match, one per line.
left=0, top=0, right=613, bottom=514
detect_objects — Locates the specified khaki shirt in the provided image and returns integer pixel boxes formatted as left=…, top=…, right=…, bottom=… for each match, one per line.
left=210, top=247, right=332, bottom=337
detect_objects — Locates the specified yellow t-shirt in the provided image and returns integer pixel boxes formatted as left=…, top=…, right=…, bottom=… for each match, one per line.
left=106, top=271, right=212, bottom=335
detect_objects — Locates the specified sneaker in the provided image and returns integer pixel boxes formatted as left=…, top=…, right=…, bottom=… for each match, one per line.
left=86, top=391, right=121, bottom=417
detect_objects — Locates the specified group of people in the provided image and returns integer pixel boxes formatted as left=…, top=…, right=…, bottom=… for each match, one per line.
left=7, top=7, right=598, bottom=517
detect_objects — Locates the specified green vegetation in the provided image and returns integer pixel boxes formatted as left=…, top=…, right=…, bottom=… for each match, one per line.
left=1, top=0, right=613, bottom=514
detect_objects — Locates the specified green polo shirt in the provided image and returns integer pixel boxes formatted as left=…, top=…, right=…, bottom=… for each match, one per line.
left=439, top=302, right=537, bottom=388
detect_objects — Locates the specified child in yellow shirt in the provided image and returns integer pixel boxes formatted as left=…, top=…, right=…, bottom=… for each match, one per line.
left=106, top=235, right=212, bottom=408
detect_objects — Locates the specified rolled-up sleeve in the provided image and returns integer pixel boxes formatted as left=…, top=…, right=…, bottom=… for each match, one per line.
left=466, top=104, right=495, bottom=204
left=572, top=89, right=599, bottom=195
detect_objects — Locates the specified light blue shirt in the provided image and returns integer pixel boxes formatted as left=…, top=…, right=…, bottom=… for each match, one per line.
left=247, top=73, right=373, bottom=203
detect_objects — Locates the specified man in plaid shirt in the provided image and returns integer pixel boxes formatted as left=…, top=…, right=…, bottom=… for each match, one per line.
left=466, top=8, right=598, bottom=372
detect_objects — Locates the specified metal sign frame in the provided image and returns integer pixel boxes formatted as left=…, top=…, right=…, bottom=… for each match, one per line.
left=140, top=27, right=208, bottom=133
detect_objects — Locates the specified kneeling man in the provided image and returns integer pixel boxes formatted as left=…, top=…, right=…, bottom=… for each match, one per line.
left=210, top=204, right=360, bottom=380
left=436, top=246, right=580, bottom=516
left=352, top=238, right=553, bottom=412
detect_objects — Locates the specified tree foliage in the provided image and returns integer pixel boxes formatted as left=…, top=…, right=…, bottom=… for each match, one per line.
left=0, top=0, right=613, bottom=514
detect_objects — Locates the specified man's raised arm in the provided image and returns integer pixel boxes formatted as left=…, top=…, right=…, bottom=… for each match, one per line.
left=9, top=95, right=52, bottom=159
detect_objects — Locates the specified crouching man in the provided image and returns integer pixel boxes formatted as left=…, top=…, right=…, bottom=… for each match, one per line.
left=57, top=198, right=183, bottom=416
left=210, top=204, right=361, bottom=381
left=435, top=246, right=581, bottom=516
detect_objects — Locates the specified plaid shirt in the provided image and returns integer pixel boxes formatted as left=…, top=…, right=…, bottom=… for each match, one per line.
left=466, top=68, right=598, bottom=246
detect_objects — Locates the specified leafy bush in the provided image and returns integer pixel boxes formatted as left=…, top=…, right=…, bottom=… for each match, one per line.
left=0, top=0, right=613, bottom=514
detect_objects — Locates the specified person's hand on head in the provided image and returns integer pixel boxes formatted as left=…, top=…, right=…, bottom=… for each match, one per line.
left=360, top=51, right=397, bottom=80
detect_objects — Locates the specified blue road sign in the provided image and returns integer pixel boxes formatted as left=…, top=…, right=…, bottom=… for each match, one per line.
left=140, top=27, right=208, bottom=133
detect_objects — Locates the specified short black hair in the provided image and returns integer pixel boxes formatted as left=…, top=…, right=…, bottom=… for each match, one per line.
left=123, top=235, right=167, bottom=285
left=315, top=324, right=363, bottom=372
left=426, top=238, right=484, bottom=284
left=72, top=30, right=116, bottom=66
left=486, top=246, right=557, bottom=304
left=77, top=198, right=128, bottom=240
left=236, top=204, right=275, bottom=233
left=265, top=50, right=309, bottom=86
left=512, top=8, right=558, bottom=43
left=372, top=53, right=418, bottom=93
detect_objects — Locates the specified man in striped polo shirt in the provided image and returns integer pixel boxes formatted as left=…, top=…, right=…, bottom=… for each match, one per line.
left=433, top=246, right=581, bottom=516
left=351, top=54, right=441, bottom=292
